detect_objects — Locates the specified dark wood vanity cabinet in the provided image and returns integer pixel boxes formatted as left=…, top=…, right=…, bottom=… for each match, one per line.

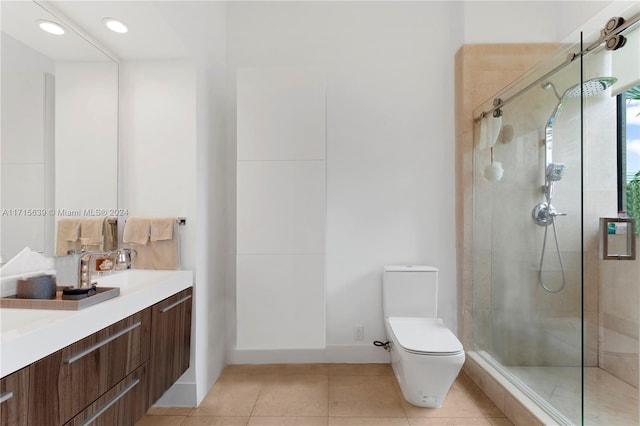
left=64, top=362, right=149, bottom=426
left=149, top=287, right=193, bottom=404
left=28, top=309, right=151, bottom=426
left=0, top=366, right=30, bottom=426
left=1, top=286, right=193, bottom=426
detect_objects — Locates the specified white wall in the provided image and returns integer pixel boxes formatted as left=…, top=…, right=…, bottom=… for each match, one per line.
left=463, top=1, right=562, bottom=43
left=118, top=0, right=229, bottom=406
left=55, top=61, right=118, bottom=216
left=151, top=0, right=230, bottom=404
left=227, top=1, right=465, bottom=362
left=119, top=60, right=198, bottom=403
left=462, top=1, right=618, bottom=44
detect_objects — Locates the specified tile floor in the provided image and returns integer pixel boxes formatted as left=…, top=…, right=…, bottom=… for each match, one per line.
left=136, top=364, right=513, bottom=426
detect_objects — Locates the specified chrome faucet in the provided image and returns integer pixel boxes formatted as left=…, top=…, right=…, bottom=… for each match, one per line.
left=78, top=251, right=116, bottom=288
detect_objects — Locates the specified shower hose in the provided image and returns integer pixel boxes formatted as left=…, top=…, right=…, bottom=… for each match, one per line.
left=538, top=209, right=566, bottom=293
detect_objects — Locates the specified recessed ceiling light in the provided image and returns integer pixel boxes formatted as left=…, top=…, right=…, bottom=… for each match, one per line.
left=103, top=18, right=128, bottom=34
left=38, top=20, right=65, bottom=35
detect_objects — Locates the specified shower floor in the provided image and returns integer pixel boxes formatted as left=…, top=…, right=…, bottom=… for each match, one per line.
left=506, top=365, right=638, bottom=425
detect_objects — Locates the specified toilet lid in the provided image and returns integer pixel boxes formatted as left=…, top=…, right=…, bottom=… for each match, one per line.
left=388, top=317, right=464, bottom=355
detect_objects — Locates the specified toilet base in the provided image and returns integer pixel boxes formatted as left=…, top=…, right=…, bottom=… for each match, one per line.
left=386, top=321, right=465, bottom=408
left=391, top=352, right=464, bottom=408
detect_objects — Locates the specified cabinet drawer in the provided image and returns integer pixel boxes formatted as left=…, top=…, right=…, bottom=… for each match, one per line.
left=29, top=308, right=151, bottom=425
left=149, top=287, right=192, bottom=404
left=0, top=366, right=29, bottom=426
left=64, top=362, right=148, bottom=426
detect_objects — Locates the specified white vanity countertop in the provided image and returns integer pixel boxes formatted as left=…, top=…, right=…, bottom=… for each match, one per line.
left=0, top=269, right=193, bottom=378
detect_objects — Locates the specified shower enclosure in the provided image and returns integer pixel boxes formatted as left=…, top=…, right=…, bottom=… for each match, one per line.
left=471, top=8, right=639, bottom=425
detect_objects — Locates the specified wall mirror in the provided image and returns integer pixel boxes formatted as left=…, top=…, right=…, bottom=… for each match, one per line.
left=1, top=1, right=118, bottom=261
left=600, top=217, right=636, bottom=260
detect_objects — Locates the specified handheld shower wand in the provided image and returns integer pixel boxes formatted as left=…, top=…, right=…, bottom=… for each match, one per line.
left=533, top=162, right=568, bottom=293
left=544, top=162, right=566, bottom=202
left=534, top=77, right=616, bottom=293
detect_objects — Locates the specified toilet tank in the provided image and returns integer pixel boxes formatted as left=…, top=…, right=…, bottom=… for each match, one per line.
left=383, top=265, right=438, bottom=318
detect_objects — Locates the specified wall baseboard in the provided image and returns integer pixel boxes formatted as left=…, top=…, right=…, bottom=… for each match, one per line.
left=325, top=344, right=391, bottom=363
left=228, top=348, right=327, bottom=364
left=228, top=345, right=390, bottom=364
left=153, top=382, right=197, bottom=407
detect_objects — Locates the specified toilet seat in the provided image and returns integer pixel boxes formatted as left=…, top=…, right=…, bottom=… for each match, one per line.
left=388, top=317, right=463, bottom=356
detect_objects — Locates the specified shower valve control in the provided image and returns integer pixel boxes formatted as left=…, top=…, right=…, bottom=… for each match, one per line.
left=532, top=203, right=566, bottom=226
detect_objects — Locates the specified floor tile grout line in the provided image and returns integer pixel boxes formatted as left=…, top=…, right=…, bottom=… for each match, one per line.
left=247, top=372, right=263, bottom=419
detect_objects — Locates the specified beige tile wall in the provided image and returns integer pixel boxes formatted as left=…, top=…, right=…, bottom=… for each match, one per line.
left=599, top=253, right=640, bottom=388
left=454, top=43, right=560, bottom=349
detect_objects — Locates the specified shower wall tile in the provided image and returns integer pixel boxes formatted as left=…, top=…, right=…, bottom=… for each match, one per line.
left=473, top=309, right=492, bottom=353
left=584, top=231, right=600, bottom=313
left=600, top=352, right=639, bottom=388
left=583, top=312, right=599, bottom=367
left=598, top=238, right=640, bottom=385
left=600, top=256, right=640, bottom=322
left=455, top=43, right=560, bottom=348
left=473, top=250, right=492, bottom=311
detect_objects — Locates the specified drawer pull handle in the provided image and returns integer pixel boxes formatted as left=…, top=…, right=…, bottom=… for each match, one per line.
left=161, top=294, right=192, bottom=313
left=0, top=392, right=13, bottom=404
left=65, top=322, right=142, bottom=365
left=80, top=378, right=140, bottom=426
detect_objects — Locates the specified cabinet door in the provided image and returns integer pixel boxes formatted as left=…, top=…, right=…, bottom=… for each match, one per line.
left=149, top=287, right=192, bottom=404
left=0, top=366, right=29, bottom=426
left=64, top=362, right=148, bottom=426
left=29, top=308, right=151, bottom=426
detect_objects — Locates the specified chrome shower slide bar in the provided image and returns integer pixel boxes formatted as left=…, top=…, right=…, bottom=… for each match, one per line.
left=473, top=12, right=640, bottom=123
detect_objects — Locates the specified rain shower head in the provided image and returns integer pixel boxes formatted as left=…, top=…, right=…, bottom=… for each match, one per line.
left=564, top=77, right=617, bottom=98
left=546, top=163, right=566, bottom=182
left=545, top=76, right=617, bottom=131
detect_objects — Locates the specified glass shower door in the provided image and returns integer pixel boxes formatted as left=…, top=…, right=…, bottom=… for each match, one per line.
left=473, top=44, right=585, bottom=424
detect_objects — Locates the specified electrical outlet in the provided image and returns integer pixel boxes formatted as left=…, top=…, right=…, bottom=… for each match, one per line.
left=354, top=325, right=364, bottom=341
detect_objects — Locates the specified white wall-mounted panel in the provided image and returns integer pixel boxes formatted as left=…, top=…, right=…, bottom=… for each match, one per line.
left=237, top=160, right=325, bottom=254
left=237, top=67, right=325, bottom=161
left=236, top=254, right=325, bottom=349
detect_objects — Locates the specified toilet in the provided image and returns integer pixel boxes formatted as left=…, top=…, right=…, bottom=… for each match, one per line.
left=383, top=265, right=465, bottom=408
